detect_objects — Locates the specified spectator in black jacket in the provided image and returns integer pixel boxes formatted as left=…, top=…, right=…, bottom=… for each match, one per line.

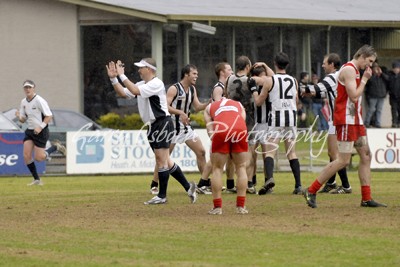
left=364, top=62, right=387, bottom=128
left=387, top=61, right=400, bottom=128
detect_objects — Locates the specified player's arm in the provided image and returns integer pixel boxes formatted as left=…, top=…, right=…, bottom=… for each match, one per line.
left=106, top=61, right=140, bottom=97
left=342, top=66, right=372, bottom=103
left=224, top=75, right=232, bottom=98
left=252, top=77, right=272, bottom=106
left=166, top=85, right=190, bottom=125
left=239, top=102, right=246, bottom=121
left=15, top=107, right=26, bottom=123
left=301, top=75, right=333, bottom=99
left=212, top=86, right=224, bottom=101
left=192, top=89, right=210, bottom=112
left=203, top=104, right=213, bottom=138
left=253, top=62, right=275, bottom=76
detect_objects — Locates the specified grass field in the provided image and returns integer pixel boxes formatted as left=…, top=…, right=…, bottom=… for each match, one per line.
left=0, top=172, right=399, bottom=267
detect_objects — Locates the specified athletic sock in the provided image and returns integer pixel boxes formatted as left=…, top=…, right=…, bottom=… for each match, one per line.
left=252, top=174, right=257, bottom=185
left=309, top=179, right=322, bottom=194
left=27, top=161, right=40, bottom=180
left=289, top=158, right=301, bottom=188
left=264, top=157, right=274, bottom=180
left=45, top=145, right=57, bottom=156
left=338, top=167, right=350, bottom=188
left=197, top=178, right=208, bottom=188
left=150, top=180, right=158, bottom=189
left=169, top=163, right=190, bottom=191
left=227, top=179, right=235, bottom=189
left=361, top=185, right=372, bottom=201
left=247, top=181, right=254, bottom=188
left=213, top=198, right=222, bottom=208
left=236, top=196, right=246, bottom=208
left=157, top=168, right=170, bottom=198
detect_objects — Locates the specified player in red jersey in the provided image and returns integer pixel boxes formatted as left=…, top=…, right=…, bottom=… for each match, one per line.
left=204, top=98, right=249, bottom=214
left=303, top=45, right=387, bottom=208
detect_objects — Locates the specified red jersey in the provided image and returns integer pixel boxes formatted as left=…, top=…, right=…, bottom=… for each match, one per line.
left=209, top=98, right=247, bottom=131
left=334, top=62, right=363, bottom=125
left=209, top=98, right=248, bottom=154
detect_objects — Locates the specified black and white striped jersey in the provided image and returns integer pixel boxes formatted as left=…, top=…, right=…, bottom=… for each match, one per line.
left=211, top=81, right=225, bottom=101
left=169, top=82, right=195, bottom=133
left=304, top=71, right=338, bottom=122
left=268, top=74, right=298, bottom=127
left=254, top=85, right=270, bottom=124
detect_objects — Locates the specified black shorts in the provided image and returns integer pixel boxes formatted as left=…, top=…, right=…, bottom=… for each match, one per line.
left=147, top=116, right=174, bottom=150
left=24, top=128, right=49, bottom=148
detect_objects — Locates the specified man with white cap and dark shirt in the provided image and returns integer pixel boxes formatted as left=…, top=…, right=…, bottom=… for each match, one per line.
left=16, top=79, right=66, bottom=186
left=106, top=57, right=197, bottom=205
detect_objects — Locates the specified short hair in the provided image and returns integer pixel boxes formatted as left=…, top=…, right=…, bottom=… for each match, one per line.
left=236, top=56, right=251, bottom=71
left=353, top=45, right=377, bottom=60
left=181, top=64, right=197, bottom=80
left=300, top=71, right=309, bottom=80
left=326, top=53, right=341, bottom=70
left=274, top=52, right=290, bottom=70
left=215, top=62, right=229, bottom=78
left=250, top=65, right=266, bottom=77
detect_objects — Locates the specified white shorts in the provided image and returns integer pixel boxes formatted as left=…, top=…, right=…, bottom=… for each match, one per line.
left=249, top=123, right=269, bottom=145
left=171, top=127, right=199, bottom=144
left=267, top=126, right=297, bottom=140
left=328, top=121, right=336, bottom=135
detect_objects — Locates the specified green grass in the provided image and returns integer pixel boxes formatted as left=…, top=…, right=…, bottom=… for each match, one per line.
left=0, top=172, right=399, bottom=267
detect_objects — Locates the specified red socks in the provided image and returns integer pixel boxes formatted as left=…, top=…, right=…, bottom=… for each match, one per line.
left=308, top=180, right=322, bottom=194
left=361, top=185, right=371, bottom=201
left=236, top=196, right=246, bottom=208
left=213, top=198, right=222, bottom=208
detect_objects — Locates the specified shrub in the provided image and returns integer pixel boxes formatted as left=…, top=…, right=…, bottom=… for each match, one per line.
left=97, top=112, right=144, bottom=130
left=190, top=112, right=206, bottom=128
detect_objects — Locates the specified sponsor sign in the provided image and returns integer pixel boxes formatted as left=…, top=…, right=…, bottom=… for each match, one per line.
left=0, top=133, right=45, bottom=175
left=66, top=129, right=211, bottom=174
left=368, top=128, right=400, bottom=169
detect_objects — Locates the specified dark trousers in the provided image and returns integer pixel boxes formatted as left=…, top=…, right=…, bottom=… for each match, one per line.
left=390, top=96, right=400, bottom=126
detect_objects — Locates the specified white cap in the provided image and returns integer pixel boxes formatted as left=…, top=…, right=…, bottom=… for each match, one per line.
left=23, top=80, right=35, bottom=88
left=134, top=59, right=157, bottom=70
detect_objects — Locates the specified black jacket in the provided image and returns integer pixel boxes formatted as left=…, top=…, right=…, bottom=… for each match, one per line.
left=387, top=72, right=400, bottom=98
left=365, top=74, right=387, bottom=98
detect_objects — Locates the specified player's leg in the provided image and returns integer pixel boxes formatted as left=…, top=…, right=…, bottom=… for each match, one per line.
left=327, top=133, right=351, bottom=194
left=285, top=137, right=302, bottom=194
left=245, top=144, right=256, bottom=194
left=354, top=135, right=387, bottom=207
left=258, top=136, right=278, bottom=195
left=209, top=152, right=228, bottom=214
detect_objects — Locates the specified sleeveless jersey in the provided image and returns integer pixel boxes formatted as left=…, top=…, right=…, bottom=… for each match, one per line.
left=268, top=74, right=298, bottom=127
left=254, top=85, right=270, bottom=124
left=209, top=98, right=246, bottom=131
left=169, top=82, right=195, bottom=133
left=211, top=81, right=225, bottom=101
left=334, top=62, right=363, bottom=125
left=226, top=74, right=255, bottom=129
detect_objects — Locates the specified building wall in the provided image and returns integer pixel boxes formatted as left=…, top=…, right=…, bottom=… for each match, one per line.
left=0, top=0, right=81, bottom=112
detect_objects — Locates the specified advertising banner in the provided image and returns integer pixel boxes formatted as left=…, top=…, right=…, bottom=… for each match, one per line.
left=368, top=128, right=400, bottom=169
left=66, top=129, right=211, bottom=174
left=0, top=133, right=45, bottom=175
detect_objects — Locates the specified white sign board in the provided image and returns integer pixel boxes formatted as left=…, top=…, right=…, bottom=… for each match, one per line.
left=66, top=129, right=211, bottom=174
left=368, top=128, right=400, bottom=169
